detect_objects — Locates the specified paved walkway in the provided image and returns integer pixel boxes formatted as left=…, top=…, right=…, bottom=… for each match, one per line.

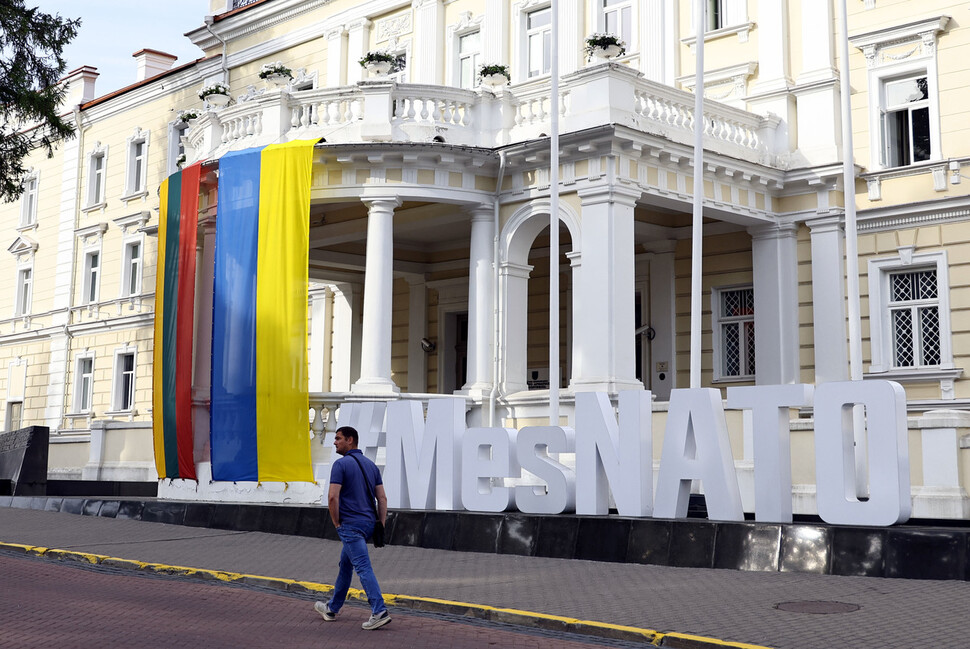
left=2, top=506, right=969, bottom=648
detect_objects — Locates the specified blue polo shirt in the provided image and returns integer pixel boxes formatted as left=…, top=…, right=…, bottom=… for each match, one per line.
left=329, top=450, right=383, bottom=529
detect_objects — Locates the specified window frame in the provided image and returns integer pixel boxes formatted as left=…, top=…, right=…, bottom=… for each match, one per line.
left=457, top=29, right=482, bottom=89
left=85, top=144, right=108, bottom=209
left=73, top=352, right=95, bottom=414
left=123, top=128, right=150, bottom=199
left=120, top=235, right=144, bottom=298
left=867, top=250, right=953, bottom=375
left=82, top=248, right=101, bottom=306
left=5, top=400, right=23, bottom=432
left=15, top=264, right=32, bottom=317
left=711, top=285, right=756, bottom=382
left=524, top=5, right=552, bottom=79
left=111, top=347, right=137, bottom=413
left=20, top=171, right=39, bottom=228
left=600, top=0, right=633, bottom=50
left=168, top=120, right=188, bottom=176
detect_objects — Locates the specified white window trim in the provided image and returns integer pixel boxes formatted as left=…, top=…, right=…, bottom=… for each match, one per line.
left=76, top=223, right=108, bottom=308
left=108, top=345, right=138, bottom=414
left=447, top=12, right=485, bottom=89
left=14, top=262, right=33, bottom=318
left=867, top=250, right=954, bottom=376
left=711, top=284, right=755, bottom=382
left=119, top=234, right=145, bottom=299
left=590, top=0, right=637, bottom=55
left=72, top=351, right=95, bottom=415
left=5, top=400, right=23, bottom=432
left=167, top=120, right=188, bottom=176
left=851, top=16, right=949, bottom=172
left=19, top=169, right=39, bottom=230
left=83, top=142, right=108, bottom=211
left=683, top=0, right=752, bottom=46
left=4, top=357, right=27, bottom=432
left=513, top=0, right=552, bottom=81
left=122, top=127, right=151, bottom=202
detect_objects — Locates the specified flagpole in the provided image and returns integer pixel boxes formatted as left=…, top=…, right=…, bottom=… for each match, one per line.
left=689, top=0, right=706, bottom=389
left=549, top=0, right=561, bottom=425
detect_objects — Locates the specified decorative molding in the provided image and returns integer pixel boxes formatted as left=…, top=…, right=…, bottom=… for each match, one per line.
left=7, top=235, right=38, bottom=261
left=75, top=222, right=108, bottom=246
left=113, top=211, right=151, bottom=234
left=850, top=15, right=950, bottom=69
left=682, top=22, right=755, bottom=52
left=376, top=11, right=412, bottom=42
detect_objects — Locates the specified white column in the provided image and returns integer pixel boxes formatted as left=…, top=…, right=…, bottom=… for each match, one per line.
left=749, top=223, right=800, bottom=385
left=482, top=0, right=509, bottom=64
left=753, top=0, right=791, bottom=94
left=192, top=213, right=217, bottom=464
left=462, top=206, right=495, bottom=396
left=807, top=215, right=849, bottom=384
left=326, top=27, right=348, bottom=86
left=412, top=0, right=445, bottom=85
left=566, top=251, right=582, bottom=384
left=794, top=0, right=838, bottom=164
left=558, top=0, right=582, bottom=76
left=571, top=185, right=642, bottom=393
left=798, top=0, right=835, bottom=83
left=407, top=278, right=428, bottom=393
left=499, top=262, right=532, bottom=394
left=330, top=283, right=359, bottom=392
left=353, top=197, right=401, bottom=394
left=645, top=241, right=677, bottom=400
left=308, top=285, right=332, bottom=393
left=346, top=19, right=372, bottom=84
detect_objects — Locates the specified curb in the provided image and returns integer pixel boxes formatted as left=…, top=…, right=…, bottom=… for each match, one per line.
left=0, top=541, right=770, bottom=649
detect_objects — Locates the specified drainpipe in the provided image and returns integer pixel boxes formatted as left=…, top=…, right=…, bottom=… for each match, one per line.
left=488, top=150, right=506, bottom=427
left=203, top=15, right=229, bottom=84
left=63, top=104, right=86, bottom=422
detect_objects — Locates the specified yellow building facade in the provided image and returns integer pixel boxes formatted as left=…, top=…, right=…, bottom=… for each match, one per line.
left=3, top=0, right=970, bottom=517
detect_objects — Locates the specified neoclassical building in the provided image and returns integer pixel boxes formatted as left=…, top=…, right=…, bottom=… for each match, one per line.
left=4, top=0, right=970, bottom=516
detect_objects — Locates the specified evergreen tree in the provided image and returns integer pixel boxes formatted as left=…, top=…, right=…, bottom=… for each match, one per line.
left=0, top=1, right=80, bottom=202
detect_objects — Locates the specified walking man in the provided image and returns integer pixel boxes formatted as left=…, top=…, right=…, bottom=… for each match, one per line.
left=314, top=426, right=391, bottom=630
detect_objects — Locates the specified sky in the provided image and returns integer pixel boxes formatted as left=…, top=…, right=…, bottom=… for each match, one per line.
left=31, top=1, right=208, bottom=98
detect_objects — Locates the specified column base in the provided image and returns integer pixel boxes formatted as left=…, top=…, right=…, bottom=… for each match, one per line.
left=457, top=382, right=493, bottom=400
left=569, top=377, right=644, bottom=394
left=351, top=377, right=400, bottom=394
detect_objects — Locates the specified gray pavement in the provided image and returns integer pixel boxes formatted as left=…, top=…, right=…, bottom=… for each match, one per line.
left=1, top=506, right=967, bottom=648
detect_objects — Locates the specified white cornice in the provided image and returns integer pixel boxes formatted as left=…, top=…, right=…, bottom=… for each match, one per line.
left=849, top=15, right=950, bottom=49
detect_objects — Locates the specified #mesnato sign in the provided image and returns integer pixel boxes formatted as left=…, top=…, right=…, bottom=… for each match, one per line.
left=337, top=380, right=910, bottom=527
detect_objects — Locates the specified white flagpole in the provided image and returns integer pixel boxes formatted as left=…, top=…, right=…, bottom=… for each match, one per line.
left=690, top=0, right=706, bottom=389
left=549, top=0, right=561, bottom=425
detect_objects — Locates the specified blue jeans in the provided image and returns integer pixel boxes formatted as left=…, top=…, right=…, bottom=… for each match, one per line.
left=327, top=523, right=386, bottom=616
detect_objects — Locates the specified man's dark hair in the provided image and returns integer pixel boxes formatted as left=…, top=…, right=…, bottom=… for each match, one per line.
left=336, top=426, right=359, bottom=445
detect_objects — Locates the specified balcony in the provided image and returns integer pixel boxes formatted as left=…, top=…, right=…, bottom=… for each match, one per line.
left=185, top=62, right=783, bottom=168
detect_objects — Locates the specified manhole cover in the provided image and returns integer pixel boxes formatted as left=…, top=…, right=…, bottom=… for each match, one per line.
left=775, top=601, right=861, bottom=614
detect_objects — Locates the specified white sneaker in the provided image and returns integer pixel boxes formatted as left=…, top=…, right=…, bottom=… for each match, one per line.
left=361, top=610, right=391, bottom=630
left=314, top=601, right=336, bottom=621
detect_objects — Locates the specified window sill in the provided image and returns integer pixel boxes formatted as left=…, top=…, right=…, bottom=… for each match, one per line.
left=16, top=222, right=38, bottom=233
left=682, top=22, right=755, bottom=48
left=104, top=409, right=137, bottom=418
left=65, top=411, right=93, bottom=419
left=865, top=366, right=963, bottom=383
left=81, top=202, right=107, bottom=214
left=712, top=375, right=755, bottom=384
left=861, top=160, right=950, bottom=200
left=120, top=190, right=149, bottom=204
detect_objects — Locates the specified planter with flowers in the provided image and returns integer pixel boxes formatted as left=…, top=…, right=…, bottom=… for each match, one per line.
left=584, top=33, right=626, bottom=61
left=177, top=109, right=199, bottom=126
left=259, top=61, right=292, bottom=87
left=478, top=63, right=510, bottom=88
left=199, top=82, right=231, bottom=107
left=359, top=50, right=396, bottom=76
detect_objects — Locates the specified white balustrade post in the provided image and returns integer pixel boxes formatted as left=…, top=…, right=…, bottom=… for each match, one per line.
left=353, top=197, right=401, bottom=394
left=462, top=206, right=496, bottom=397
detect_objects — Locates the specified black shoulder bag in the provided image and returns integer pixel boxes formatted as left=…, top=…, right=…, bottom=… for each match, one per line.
left=348, top=453, right=385, bottom=548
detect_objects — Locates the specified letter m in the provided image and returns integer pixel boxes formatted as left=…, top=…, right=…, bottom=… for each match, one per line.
left=384, top=398, right=465, bottom=510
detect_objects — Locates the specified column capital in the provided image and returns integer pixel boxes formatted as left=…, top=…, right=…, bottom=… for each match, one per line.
left=468, top=204, right=494, bottom=221
left=500, top=261, right=533, bottom=279
left=325, top=26, right=347, bottom=40
left=747, top=221, right=799, bottom=240
left=346, top=18, right=372, bottom=32
left=805, top=213, right=845, bottom=233
left=577, top=184, right=642, bottom=207
left=362, top=196, right=402, bottom=212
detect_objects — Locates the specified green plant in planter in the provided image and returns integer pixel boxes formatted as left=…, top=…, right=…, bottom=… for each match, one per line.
left=177, top=109, right=199, bottom=124
left=258, top=61, right=292, bottom=79
left=584, top=33, right=626, bottom=59
left=478, top=63, right=511, bottom=85
left=358, top=50, right=396, bottom=67
left=198, top=82, right=230, bottom=100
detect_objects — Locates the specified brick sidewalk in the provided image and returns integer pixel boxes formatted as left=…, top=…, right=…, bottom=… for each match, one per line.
left=3, top=507, right=969, bottom=648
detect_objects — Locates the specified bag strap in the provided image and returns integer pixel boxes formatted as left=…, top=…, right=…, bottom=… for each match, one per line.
left=347, top=452, right=379, bottom=519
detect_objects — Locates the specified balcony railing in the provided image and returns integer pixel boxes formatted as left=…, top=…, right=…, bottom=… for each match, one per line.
left=185, top=63, right=781, bottom=167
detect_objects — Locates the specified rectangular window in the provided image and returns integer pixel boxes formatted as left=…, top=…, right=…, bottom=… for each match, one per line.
left=132, top=140, right=145, bottom=193
left=527, top=8, right=551, bottom=78
left=83, top=251, right=100, bottom=304
left=603, top=0, right=631, bottom=46
left=707, top=0, right=724, bottom=30
left=20, top=177, right=38, bottom=227
left=76, top=357, right=94, bottom=413
left=122, top=241, right=142, bottom=297
left=89, top=153, right=105, bottom=205
left=15, top=268, right=32, bottom=316
left=458, top=31, right=481, bottom=89
left=114, top=352, right=135, bottom=411
left=715, top=287, right=755, bottom=378
left=5, top=401, right=22, bottom=431
left=889, top=269, right=940, bottom=367
left=882, top=75, right=930, bottom=168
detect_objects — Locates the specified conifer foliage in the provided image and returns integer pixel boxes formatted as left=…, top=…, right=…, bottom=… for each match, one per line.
left=0, top=1, right=80, bottom=202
